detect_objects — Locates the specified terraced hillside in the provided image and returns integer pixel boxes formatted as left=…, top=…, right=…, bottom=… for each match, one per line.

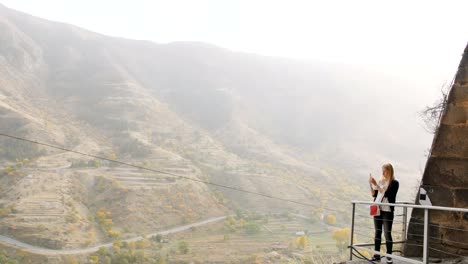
left=163, top=214, right=348, bottom=263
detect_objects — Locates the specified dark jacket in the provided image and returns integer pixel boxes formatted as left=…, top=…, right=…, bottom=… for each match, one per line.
left=373, top=180, right=399, bottom=212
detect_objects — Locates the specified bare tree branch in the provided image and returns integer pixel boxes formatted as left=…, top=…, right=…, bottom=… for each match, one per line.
left=419, top=84, right=449, bottom=134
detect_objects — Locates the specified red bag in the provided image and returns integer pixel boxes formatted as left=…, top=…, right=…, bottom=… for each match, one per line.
left=370, top=187, right=384, bottom=216
left=370, top=204, right=380, bottom=216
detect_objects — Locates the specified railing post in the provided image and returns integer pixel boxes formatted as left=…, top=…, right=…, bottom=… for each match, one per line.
left=402, top=207, right=408, bottom=241
left=349, top=202, right=356, bottom=261
left=423, top=208, right=429, bottom=264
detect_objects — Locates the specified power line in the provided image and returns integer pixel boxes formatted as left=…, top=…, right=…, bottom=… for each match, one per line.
left=0, top=132, right=344, bottom=212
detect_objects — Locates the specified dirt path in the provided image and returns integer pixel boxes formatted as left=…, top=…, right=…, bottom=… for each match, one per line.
left=0, top=216, right=227, bottom=255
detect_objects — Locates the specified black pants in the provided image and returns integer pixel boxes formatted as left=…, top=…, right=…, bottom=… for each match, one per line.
left=374, top=211, right=394, bottom=257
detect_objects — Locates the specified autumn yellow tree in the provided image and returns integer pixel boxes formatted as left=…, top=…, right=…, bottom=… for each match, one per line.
left=325, top=214, right=337, bottom=225
left=88, top=231, right=96, bottom=243
left=238, top=218, right=246, bottom=227
left=107, top=229, right=121, bottom=239
left=89, top=255, right=99, bottom=264
left=296, top=235, right=309, bottom=249
left=109, top=153, right=118, bottom=160
left=112, top=240, right=122, bottom=253
left=109, top=153, right=118, bottom=167
left=136, top=239, right=151, bottom=249
left=65, top=256, right=79, bottom=264
left=332, top=228, right=350, bottom=251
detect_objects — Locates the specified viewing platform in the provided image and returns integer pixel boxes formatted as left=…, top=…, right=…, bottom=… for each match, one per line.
left=347, top=201, right=468, bottom=264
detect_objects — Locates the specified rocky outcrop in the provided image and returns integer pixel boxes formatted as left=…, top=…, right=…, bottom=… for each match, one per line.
left=405, top=43, right=468, bottom=258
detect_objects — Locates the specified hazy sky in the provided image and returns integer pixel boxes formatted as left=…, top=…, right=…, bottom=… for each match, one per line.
left=1, top=0, right=467, bottom=94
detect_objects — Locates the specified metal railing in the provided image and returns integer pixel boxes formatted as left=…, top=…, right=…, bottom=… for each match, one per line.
left=349, top=200, right=468, bottom=264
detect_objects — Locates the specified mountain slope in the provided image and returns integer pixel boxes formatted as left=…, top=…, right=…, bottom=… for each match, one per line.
left=0, top=4, right=428, bottom=249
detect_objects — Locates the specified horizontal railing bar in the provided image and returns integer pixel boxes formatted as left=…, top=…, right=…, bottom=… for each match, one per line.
left=352, top=245, right=423, bottom=264
left=351, top=200, right=468, bottom=213
left=354, top=241, right=406, bottom=247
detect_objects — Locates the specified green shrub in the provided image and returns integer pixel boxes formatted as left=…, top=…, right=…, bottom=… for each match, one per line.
left=245, top=222, right=261, bottom=235
left=178, top=241, right=189, bottom=254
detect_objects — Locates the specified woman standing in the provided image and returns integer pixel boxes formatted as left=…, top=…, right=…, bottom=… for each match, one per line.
left=369, top=163, right=399, bottom=263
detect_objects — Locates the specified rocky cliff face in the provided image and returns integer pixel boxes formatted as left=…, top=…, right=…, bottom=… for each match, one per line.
left=405, top=43, right=468, bottom=257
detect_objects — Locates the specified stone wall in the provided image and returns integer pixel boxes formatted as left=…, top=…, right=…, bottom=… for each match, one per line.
left=405, top=43, right=468, bottom=258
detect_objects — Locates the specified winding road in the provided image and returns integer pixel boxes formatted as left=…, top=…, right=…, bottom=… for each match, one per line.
left=0, top=216, right=227, bottom=255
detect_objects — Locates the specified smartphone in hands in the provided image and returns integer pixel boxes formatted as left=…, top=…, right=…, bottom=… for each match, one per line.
left=369, top=174, right=377, bottom=190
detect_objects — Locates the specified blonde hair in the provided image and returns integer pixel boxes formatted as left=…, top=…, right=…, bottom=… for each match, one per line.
left=382, top=163, right=395, bottom=182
